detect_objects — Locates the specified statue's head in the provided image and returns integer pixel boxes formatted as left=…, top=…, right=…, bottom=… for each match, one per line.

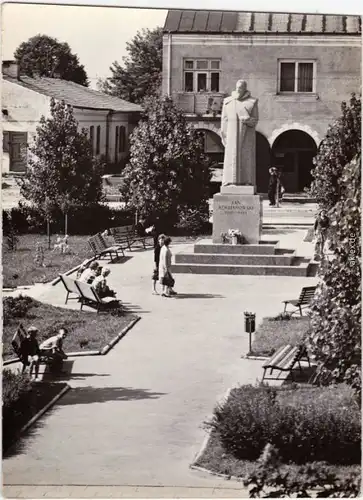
left=236, top=80, right=247, bottom=96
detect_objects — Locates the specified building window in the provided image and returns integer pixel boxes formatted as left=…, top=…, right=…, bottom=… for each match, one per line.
left=96, top=126, right=101, bottom=155
left=89, top=126, right=94, bottom=152
left=183, top=59, right=221, bottom=92
left=279, top=60, right=315, bottom=93
left=119, top=126, right=125, bottom=153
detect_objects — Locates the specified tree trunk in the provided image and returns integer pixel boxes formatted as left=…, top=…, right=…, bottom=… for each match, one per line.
left=47, top=219, right=51, bottom=250
left=65, top=213, right=68, bottom=235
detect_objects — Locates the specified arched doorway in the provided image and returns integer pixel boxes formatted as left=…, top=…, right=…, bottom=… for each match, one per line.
left=256, top=132, right=271, bottom=193
left=272, top=130, right=317, bottom=192
left=197, top=128, right=224, bottom=195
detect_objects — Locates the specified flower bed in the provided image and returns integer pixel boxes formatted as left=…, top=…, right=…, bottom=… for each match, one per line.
left=3, top=369, right=69, bottom=453
left=2, top=234, right=92, bottom=288
left=3, top=296, right=138, bottom=360
left=251, top=315, right=310, bottom=357
left=195, top=384, right=361, bottom=479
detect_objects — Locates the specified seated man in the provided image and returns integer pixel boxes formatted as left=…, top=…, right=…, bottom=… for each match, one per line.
left=79, top=261, right=99, bottom=284
left=17, top=326, right=41, bottom=380
left=39, top=328, right=68, bottom=371
left=93, top=267, right=116, bottom=298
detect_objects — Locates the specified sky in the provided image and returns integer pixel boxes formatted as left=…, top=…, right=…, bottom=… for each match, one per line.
left=2, top=0, right=362, bottom=89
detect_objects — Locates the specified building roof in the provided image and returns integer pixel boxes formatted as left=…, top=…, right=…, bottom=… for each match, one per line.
left=4, top=75, right=142, bottom=113
left=163, top=10, right=362, bottom=34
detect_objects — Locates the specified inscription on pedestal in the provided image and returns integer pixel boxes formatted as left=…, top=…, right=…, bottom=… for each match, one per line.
left=212, top=194, right=262, bottom=244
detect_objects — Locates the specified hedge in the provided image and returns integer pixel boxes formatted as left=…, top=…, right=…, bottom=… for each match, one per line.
left=3, top=203, right=135, bottom=235
left=208, top=384, right=361, bottom=465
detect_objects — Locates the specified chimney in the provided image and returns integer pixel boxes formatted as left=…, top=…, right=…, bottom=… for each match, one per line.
left=2, top=60, right=20, bottom=79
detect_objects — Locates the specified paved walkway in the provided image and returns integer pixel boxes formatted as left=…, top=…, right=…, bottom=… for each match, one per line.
left=3, top=228, right=317, bottom=498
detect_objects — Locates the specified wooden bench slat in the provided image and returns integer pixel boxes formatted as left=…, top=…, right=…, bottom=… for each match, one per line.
left=262, top=344, right=292, bottom=368
left=262, top=344, right=309, bottom=382
left=283, top=285, right=317, bottom=316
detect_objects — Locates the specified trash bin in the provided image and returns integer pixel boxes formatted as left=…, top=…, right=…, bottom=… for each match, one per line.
left=244, top=312, right=256, bottom=333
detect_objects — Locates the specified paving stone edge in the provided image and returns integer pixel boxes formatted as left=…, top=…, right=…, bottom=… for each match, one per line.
left=100, top=316, right=141, bottom=355
left=18, top=384, right=71, bottom=437
left=190, top=387, right=233, bottom=465
left=190, top=386, right=247, bottom=484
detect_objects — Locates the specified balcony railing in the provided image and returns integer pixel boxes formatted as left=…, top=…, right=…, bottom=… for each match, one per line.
left=172, top=92, right=227, bottom=116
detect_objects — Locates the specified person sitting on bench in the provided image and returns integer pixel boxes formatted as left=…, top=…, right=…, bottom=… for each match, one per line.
left=93, top=267, right=116, bottom=298
left=79, top=261, right=99, bottom=284
left=39, top=328, right=68, bottom=370
left=18, top=326, right=41, bottom=380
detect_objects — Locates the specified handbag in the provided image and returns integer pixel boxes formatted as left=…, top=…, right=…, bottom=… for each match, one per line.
left=163, top=272, right=175, bottom=288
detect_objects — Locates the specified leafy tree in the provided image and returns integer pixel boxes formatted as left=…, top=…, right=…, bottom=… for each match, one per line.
left=309, top=94, right=361, bottom=211
left=119, top=95, right=211, bottom=228
left=306, top=94, right=361, bottom=396
left=20, top=99, right=104, bottom=242
left=98, top=27, right=162, bottom=103
left=14, top=34, right=89, bottom=86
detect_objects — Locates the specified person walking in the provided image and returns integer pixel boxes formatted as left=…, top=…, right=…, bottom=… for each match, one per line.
left=152, top=233, right=166, bottom=294
left=314, top=209, right=330, bottom=260
left=268, top=167, right=278, bottom=206
left=159, top=236, right=176, bottom=297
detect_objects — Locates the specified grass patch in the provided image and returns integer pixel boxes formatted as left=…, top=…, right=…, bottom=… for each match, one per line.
left=3, top=234, right=93, bottom=288
left=251, top=316, right=310, bottom=357
left=3, top=370, right=69, bottom=453
left=195, top=384, right=360, bottom=479
left=3, top=296, right=138, bottom=360
left=195, top=430, right=360, bottom=480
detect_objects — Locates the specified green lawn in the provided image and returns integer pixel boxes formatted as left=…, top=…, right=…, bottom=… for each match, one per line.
left=3, top=234, right=92, bottom=288
left=3, top=296, right=138, bottom=359
left=251, top=316, right=311, bottom=357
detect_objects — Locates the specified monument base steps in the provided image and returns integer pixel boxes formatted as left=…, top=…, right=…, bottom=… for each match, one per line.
left=171, top=239, right=315, bottom=277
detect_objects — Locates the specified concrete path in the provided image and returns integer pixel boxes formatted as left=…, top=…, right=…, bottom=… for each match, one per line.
left=3, top=228, right=317, bottom=498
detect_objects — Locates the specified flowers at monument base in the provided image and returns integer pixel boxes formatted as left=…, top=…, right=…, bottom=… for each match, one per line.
left=228, top=229, right=242, bottom=238
left=221, top=229, right=244, bottom=244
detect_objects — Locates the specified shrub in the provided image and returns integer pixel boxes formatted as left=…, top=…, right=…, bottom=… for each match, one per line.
left=2, top=204, right=134, bottom=235
left=2, top=369, right=32, bottom=411
left=207, top=385, right=360, bottom=465
left=175, top=205, right=211, bottom=235
left=3, top=295, right=36, bottom=326
left=244, top=444, right=361, bottom=498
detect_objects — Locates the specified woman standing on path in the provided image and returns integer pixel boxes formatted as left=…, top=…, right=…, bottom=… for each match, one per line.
left=159, top=236, right=176, bottom=297
left=152, top=233, right=166, bottom=294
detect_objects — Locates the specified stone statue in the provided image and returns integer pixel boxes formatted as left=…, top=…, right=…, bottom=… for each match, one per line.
left=220, top=80, right=259, bottom=186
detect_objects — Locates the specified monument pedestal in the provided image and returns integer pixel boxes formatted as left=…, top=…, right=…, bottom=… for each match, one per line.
left=212, top=190, right=262, bottom=244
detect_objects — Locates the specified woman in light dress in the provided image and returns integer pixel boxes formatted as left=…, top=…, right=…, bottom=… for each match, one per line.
left=159, top=236, right=176, bottom=297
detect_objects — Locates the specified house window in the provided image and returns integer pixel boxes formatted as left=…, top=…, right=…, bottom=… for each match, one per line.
left=119, top=126, right=125, bottom=153
left=96, top=126, right=101, bottom=155
left=183, top=59, right=221, bottom=92
left=279, top=60, right=315, bottom=93
left=89, top=126, right=94, bottom=152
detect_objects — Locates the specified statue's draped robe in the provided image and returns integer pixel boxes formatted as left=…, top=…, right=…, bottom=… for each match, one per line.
left=220, top=91, right=259, bottom=186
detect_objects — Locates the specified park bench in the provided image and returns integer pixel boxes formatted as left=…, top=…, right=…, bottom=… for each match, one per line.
left=75, top=279, right=121, bottom=314
left=11, top=323, right=63, bottom=373
left=59, top=274, right=82, bottom=304
left=282, top=285, right=317, bottom=316
left=88, top=233, right=124, bottom=261
left=262, top=343, right=310, bottom=382
left=110, top=225, right=153, bottom=251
